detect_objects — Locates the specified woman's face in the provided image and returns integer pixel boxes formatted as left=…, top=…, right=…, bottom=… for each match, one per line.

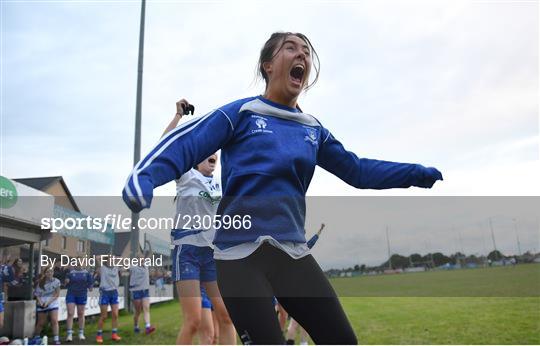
left=45, top=269, right=53, bottom=279
left=197, top=154, right=218, bottom=176
left=265, top=35, right=312, bottom=101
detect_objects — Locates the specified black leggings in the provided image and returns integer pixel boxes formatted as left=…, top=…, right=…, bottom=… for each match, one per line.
left=216, top=243, right=357, bottom=345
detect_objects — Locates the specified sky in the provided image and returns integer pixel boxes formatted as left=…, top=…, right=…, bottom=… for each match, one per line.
left=1, top=0, right=539, bottom=268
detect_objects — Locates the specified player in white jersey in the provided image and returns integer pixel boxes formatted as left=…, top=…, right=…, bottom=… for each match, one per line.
left=129, top=255, right=155, bottom=335
left=96, top=258, right=121, bottom=343
left=33, top=267, right=61, bottom=345
left=164, top=100, right=235, bottom=345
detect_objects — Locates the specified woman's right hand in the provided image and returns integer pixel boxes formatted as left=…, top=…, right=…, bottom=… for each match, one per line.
left=176, top=99, right=191, bottom=116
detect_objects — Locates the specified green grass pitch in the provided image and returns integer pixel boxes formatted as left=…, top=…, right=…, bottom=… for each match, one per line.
left=59, top=264, right=540, bottom=344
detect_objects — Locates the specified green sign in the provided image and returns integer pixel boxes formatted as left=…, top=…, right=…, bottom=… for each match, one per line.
left=0, top=176, right=18, bottom=209
left=53, top=204, right=115, bottom=245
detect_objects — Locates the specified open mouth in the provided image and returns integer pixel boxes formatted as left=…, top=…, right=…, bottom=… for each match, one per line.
left=289, top=65, right=305, bottom=86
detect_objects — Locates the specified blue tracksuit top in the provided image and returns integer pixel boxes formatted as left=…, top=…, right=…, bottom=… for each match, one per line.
left=66, top=269, right=93, bottom=297
left=123, top=95, right=441, bottom=250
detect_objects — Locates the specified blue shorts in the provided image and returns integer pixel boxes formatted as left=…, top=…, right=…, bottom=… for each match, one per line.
left=0, top=301, right=3, bottom=313
left=131, top=289, right=150, bottom=301
left=201, top=287, right=213, bottom=310
left=99, top=289, right=119, bottom=306
left=172, top=244, right=216, bottom=282
left=66, top=294, right=87, bottom=305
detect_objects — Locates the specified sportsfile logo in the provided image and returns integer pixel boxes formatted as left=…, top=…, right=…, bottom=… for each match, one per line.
left=250, top=114, right=273, bottom=134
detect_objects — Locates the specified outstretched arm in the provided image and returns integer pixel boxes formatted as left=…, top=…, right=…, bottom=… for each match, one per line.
left=123, top=108, right=236, bottom=213
left=161, top=99, right=193, bottom=137
left=307, top=223, right=325, bottom=249
left=317, top=129, right=442, bottom=189
left=317, top=223, right=325, bottom=236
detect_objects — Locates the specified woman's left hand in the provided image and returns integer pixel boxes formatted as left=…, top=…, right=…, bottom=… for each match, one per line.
left=418, top=166, right=443, bottom=188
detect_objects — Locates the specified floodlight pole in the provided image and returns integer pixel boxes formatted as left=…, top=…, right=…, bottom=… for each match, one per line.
left=489, top=218, right=498, bottom=260
left=131, top=0, right=146, bottom=260
left=129, top=0, right=146, bottom=312
left=513, top=218, right=522, bottom=257
left=385, top=226, right=392, bottom=270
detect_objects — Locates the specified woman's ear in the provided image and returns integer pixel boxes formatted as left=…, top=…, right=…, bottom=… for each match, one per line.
left=263, top=61, right=272, bottom=76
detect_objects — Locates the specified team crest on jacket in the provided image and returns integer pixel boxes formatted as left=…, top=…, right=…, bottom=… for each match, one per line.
left=304, top=127, right=318, bottom=146
left=256, top=118, right=266, bottom=129
left=250, top=115, right=273, bottom=134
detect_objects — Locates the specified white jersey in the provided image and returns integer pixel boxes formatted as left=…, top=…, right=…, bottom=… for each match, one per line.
left=213, top=236, right=311, bottom=261
left=99, top=266, right=119, bottom=291
left=35, top=278, right=61, bottom=309
left=172, top=168, right=221, bottom=247
left=129, top=265, right=149, bottom=291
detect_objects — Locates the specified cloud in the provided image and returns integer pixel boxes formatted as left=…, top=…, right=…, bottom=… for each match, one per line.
left=2, top=1, right=538, bottom=268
